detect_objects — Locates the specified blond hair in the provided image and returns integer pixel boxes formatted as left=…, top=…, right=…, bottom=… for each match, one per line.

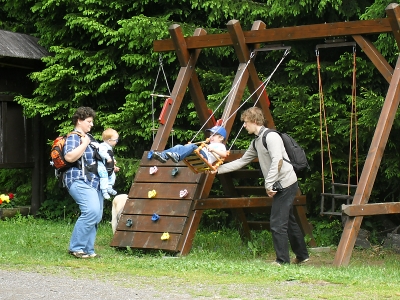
left=102, top=128, right=118, bottom=140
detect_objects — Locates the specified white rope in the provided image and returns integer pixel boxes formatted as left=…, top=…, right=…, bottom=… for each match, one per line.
left=189, top=51, right=256, bottom=143
left=150, top=55, right=173, bottom=142
left=223, top=49, right=291, bottom=150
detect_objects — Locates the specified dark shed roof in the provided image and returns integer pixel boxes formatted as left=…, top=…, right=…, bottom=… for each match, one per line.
left=0, top=30, right=49, bottom=59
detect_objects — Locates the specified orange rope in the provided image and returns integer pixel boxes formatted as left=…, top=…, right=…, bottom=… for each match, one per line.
left=317, top=51, right=335, bottom=193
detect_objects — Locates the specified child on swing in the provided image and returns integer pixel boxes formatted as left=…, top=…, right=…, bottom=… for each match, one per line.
left=152, top=126, right=228, bottom=164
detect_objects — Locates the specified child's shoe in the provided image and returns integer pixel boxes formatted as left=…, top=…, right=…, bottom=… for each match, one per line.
left=107, top=188, right=117, bottom=196
left=102, top=191, right=110, bottom=199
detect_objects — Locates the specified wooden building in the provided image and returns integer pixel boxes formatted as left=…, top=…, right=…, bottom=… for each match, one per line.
left=0, top=30, right=49, bottom=214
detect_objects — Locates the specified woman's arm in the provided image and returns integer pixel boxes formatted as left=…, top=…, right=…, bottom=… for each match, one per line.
left=64, top=134, right=91, bottom=163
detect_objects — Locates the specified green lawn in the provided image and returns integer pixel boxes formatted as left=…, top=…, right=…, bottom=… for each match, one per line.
left=1, top=216, right=399, bottom=299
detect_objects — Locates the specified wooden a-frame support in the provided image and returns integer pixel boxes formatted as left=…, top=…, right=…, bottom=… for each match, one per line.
left=111, top=3, right=400, bottom=266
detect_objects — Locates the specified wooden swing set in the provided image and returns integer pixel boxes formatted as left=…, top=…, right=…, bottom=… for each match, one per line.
left=111, top=3, right=400, bottom=267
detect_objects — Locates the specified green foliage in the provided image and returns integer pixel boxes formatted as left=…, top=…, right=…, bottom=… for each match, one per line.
left=1, top=0, right=399, bottom=227
left=311, top=218, right=343, bottom=246
left=0, top=169, right=32, bottom=206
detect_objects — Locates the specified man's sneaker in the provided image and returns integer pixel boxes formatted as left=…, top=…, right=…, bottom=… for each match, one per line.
left=270, top=261, right=282, bottom=267
left=166, top=152, right=180, bottom=163
left=152, top=151, right=167, bottom=163
left=292, top=257, right=309, bottom=264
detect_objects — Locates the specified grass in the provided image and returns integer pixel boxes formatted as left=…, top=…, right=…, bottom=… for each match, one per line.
left=1, top=215, right=400, bottom=299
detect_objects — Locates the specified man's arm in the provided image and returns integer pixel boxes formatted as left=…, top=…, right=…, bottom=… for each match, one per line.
left=217, top=146, right=257, bottom=174
left=264, top=132, right=284, bottom=190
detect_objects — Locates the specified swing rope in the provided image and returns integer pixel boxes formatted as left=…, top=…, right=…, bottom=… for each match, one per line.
left=224, top=48, right=291, bottom=151
left=189, top=51, right=256, bottom=143
left=348, top=45, right=359, bottom=193
left=316, top=45, right=358, bottom=195
left=190, top=48, right=290, bottom=152
left=151, top=54, right=174, bottom=144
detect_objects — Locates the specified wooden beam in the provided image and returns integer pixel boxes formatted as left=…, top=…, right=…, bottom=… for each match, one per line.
left=194, top=196, right=306, bottom=210
left=187, top=28, right=215, bottom=129
left=342, top=203, right=400, bottom=216
left=151, top=25, right=205, bottom=150
left=219, top=20, right=253, bottom=136
left=154, top=18, right=391, bottom=52
left=334, top=17, right=400, bottom=267
left=352, top=35, right=393, bottom=83
left=386, top=3, right=400, bottom=48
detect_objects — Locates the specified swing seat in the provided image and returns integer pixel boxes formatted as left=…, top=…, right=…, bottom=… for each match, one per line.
left=320, top=183, right=357, bottom=216
left=183, top=141, right=228, bottom=174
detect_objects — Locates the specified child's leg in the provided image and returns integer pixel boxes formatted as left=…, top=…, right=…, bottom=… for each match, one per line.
left=107, top=172, right=117, bottom=195
left=98, top=163, right=110, bottom=199
left=167, top=144, right=198, bottom=161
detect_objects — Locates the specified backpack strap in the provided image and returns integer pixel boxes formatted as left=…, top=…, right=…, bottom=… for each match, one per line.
left=252, top=129, right=292, bottom=165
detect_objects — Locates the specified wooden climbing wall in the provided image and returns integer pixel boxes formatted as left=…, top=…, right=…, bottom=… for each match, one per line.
left=110, top=153, right=205, bottom=252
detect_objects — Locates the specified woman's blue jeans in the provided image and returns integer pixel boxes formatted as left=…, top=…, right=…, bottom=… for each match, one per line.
left=270, top=181, right=309, bottom=264
left=68, top=179, right=104, bottom=255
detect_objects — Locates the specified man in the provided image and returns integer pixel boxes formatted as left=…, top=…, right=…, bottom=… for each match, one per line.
left=216, top=107, right=309, bottom=265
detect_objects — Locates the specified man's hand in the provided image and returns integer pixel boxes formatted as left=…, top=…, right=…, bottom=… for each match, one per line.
left=267, top=190, right=277, bottom=197
left=206, top=170, right=217, bottom=174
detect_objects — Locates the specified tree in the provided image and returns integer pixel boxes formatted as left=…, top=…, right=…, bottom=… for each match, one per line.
left=1, top=0, right=398, bottom=221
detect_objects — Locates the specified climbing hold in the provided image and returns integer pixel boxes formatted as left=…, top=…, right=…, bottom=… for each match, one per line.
left=151, top=213, right=160, bottom=222
left=147, top=150, right=154, bottom=159
left=171, top=167, right=179, bottom=176
left=179, top=189, right=188, bottom=198
left=161, top=232, right=170, bottom=240
left=126, top=219, right=133, bottom=227
left=148, top=190, right=157, bottom=198
left=149, top=166, right=158, bottom=175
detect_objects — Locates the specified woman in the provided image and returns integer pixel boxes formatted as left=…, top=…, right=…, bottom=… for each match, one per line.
left=64, top=107, right=103, bottom=259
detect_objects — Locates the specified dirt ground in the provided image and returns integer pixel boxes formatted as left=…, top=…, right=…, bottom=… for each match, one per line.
left=0, top=247, right=389, bottom=300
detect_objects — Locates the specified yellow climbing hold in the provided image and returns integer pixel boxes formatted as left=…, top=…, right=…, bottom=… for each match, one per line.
left=161, top=232, right=170, bottom=240
left=148, top=190, right=157, bottom=198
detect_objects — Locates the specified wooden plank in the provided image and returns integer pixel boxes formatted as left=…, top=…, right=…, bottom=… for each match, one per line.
left=188, top=28, right=216, bottom=130
left=134, top=162, right=202, bottom=183
left=153, top=19, right=391, bottom=52
left=117, top=214, right=186, bottom=233
left=229, top=169, right=262, bottom=179
left=342, top=203, right=400, bottom=216
left=386, top=3, right=400, bottom=48
left=178, top=209, right=203, bottom=256
left=352, top=35, right=393, bottom=84
left=122, top=199, right=192, bottom=216
left=128, top=182, right=198, bottom=200
left=218, top=172, right=252, bottom=241
left=194, top=195, right=306, bottom=210
left=294, top=205, right=317, bottom=247
left=334, top=4, right=400, bottom=267
left=141, top=151, right=191, bottom=166
left=223, top=150, right=257, bottom=162
left=151, top=26, right=204, bottom=151
left=248, top=221, right=270, bottom=230
left=110, top=231, right=180, bottom=251
left=219, top=24, right=250, bottom=135
left=235, top=186, right=266, bottom=196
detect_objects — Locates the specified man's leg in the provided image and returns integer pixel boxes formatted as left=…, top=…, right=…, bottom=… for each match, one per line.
left=270, top=182, right=298, bottom=264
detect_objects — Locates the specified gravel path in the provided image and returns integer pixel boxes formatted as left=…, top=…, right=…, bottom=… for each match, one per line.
left=0, top=269, right=319, bottom=300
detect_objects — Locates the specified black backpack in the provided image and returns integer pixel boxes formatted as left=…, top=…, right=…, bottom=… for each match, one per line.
left=252, top=129, right=310, bottom=173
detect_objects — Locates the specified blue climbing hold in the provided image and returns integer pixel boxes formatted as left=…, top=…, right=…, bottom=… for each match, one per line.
left=151, top=213, right=160, bottom=222
left=147, top=150, right=154, bottom=159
